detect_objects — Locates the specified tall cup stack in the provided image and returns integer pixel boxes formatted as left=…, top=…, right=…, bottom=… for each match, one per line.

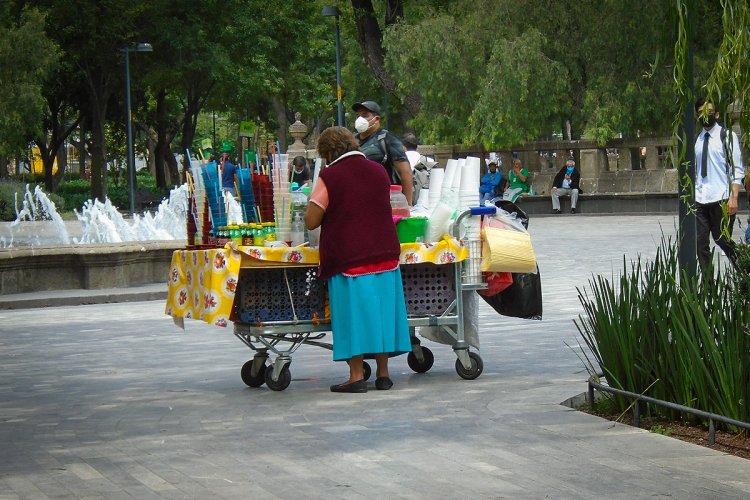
left=273, top=154, right=291, bottom=241
left=427, top=167, right=444, bottom=214
left=459, top=156, right=482, bottom=240
left=441, top=159, right=458, bottom=209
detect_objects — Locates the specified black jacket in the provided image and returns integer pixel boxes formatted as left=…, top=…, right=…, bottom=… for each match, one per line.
left=552, top=167, right=581, bottom=191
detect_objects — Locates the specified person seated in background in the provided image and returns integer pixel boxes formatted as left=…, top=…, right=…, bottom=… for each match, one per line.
left=502, top=159, right=530, bottom=202
left=551, top=159, right=581, bottom=214
left=479, top=161, right=503, bottom=204
left=289, top=156, right=311, bottom=187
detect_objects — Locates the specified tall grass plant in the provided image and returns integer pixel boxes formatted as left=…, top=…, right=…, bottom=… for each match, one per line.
left=576, top=237, right=750, bottom=428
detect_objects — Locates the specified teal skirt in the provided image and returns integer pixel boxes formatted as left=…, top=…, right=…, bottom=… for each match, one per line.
left=328, top=268, right=411, bottom=361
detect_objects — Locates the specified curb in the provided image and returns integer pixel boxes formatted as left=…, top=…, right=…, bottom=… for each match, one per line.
left=0, top=286, right=167, bottom=310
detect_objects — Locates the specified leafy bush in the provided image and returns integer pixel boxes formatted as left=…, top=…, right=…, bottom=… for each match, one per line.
left=576, top=238, right=750, bottom=427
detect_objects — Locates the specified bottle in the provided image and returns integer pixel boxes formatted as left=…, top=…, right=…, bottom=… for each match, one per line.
left=252, top=224, right=264, bottom=246
left=390, top=185, right=410, bottom=218
left=291, top=213, right=305, bottom=246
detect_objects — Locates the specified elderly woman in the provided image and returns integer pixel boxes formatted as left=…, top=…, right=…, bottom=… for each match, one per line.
left=502, top=159, right=530, bottom=202
left=305, top=127, right=411, bottom=393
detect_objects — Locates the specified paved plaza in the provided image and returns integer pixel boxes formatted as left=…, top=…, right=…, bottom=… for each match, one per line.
left=1, top=214, right=750, bottom=499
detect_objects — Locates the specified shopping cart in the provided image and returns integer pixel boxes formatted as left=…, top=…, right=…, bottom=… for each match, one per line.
left=232, top=206, right=497, bottom=390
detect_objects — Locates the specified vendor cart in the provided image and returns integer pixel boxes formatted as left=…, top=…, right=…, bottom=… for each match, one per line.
left=166, top=207, right=496, bottom=391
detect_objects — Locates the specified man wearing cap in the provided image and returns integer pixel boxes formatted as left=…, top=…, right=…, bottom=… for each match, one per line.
left=550, top=159, right=581, bottom=214
left=352, top=100, right=414, bottom=204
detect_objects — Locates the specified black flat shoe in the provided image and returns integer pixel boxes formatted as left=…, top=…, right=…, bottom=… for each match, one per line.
left=375, top=377, right=393, bottom=390
left=330, top=379, right=367, bottom=393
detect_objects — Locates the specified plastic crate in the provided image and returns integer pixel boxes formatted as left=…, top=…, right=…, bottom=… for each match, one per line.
left=236, top=266, right=326, bottom=323
left=401, top=263, right=456, bottom=316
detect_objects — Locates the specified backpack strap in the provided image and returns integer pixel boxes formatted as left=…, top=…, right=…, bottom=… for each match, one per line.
left=377, top=130, right=389, bottom=166
left=377, top=130, right=401, bottom=183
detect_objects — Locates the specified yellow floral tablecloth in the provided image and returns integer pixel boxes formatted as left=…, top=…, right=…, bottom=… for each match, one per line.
left=166, top=236, right=468, bottom=328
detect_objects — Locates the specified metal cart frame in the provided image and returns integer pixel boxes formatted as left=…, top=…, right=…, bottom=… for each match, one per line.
left=233, top=206, right=496, bottom=390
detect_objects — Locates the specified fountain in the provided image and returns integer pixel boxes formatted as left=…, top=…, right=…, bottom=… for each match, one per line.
left=0, top=184, right=206, bottom=295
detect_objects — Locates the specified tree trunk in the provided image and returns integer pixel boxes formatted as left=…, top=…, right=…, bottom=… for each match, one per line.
left=272, top=97, right=288, bottom=152
left=350, top=0, right=420, bottom=121
left=78, top=121, right=87, bottom=177
left=154, top=90, right=169, bottom=189
left=179, top=81, right=214, bottom=178
left=164, top=146, right=180, bottom=185
left=0, top=156, right=7, bottom=178
left=89, top=104, right=108, bottom=201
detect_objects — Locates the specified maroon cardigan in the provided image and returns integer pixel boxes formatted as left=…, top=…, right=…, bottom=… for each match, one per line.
left=317, top=153, right=401, bottom=280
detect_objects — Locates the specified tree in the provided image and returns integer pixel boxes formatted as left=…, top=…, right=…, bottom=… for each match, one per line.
left=0, top=5, right=58, bottom=166
left=382, top=0, right=681, bottom=146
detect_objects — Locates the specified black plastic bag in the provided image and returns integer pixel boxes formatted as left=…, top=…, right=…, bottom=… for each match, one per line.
left=479, top=267, right=542, bottom=320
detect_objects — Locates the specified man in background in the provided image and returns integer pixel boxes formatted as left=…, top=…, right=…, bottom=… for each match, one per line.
left=353, top=100, right=414, bottom=204
left=693, top=97, right=744, bottom=271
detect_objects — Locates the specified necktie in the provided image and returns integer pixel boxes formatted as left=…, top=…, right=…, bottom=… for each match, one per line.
left=701, top=132, right=710, bottom=178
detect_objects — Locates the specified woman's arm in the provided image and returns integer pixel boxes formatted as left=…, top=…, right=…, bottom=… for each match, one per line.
left=305, top=178, right=328, bottom=230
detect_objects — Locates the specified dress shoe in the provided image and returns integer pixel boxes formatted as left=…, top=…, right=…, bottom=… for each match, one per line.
left=571, top=208, right=576, bottom=214
left=553, top=209, right=561, bottom=214
left=375, top=377, right=393, bottom=390
left=330, top=379, right=367, bottom=393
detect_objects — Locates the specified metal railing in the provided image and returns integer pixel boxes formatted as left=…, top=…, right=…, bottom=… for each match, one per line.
left=587, top=377, right=750, bottom=445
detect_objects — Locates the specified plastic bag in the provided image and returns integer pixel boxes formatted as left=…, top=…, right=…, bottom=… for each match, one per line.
left=478, top=271, right=513, bottom=296
left=478, top=267, right=543, bottom=320
left=480, top=212, right=536, bottom=273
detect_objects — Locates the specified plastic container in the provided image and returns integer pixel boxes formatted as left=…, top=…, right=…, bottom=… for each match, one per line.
left=291, top=213, right=305, bottom=246
left=390, top=185, right=410, bottom=218
left=396, top=217, right=428, bottom=243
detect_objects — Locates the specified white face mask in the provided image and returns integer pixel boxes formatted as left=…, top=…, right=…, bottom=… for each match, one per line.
left=354, top=116, right=371, bottom=134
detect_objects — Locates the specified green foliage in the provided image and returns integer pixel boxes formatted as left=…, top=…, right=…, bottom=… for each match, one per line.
left=649, top=424, right=673, bottom=436
left=0, top=180, right=66, bottom=221
left=0, top=6, right=59, bottom=156
left=576, top=238, right=750, bottom=427
left=384, top=0, right=678, bottom=144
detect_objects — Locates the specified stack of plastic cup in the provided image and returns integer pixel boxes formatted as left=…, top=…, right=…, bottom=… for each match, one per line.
left=202, top=167, right=226, bottom=231
left=272, top=154, right=291, bottom=242
left=441, top=159, right=458, bottom=209
left=452, top=158, right=465, bottom=190
left=237, top=168, right=256, bottom=222
left=427, top=167, right=444, bottom=214
left=459, top=156, right=481, bottom=210
left=457, top=156, right=482, bottom=267
left=190, top=161, right=206, bottom=243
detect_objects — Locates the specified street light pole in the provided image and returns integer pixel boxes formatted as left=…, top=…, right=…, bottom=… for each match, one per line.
left=121, top=43, right=153, bottom=216
left=322, top=6, right=343, bottom=126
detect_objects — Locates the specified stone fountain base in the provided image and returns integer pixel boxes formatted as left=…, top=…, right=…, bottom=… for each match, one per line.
left=0, top=241, right=182, bottom=295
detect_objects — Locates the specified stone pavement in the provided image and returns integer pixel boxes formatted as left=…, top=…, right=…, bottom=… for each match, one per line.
left=1, top=214, right=749, bottom=499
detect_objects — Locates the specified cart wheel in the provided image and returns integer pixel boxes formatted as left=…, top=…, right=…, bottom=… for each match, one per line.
left=265, top=366, right=292, bottom=391
left=240, top=360, right=266, bottom=388
left=407, top=347, right=434, bottom=373
left=362, top=361, right=372, bottom=381
left=455, top=352, right=483, bottom=380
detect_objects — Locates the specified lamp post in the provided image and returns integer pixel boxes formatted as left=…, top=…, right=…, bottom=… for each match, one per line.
left=122, top=42, right=153, bottom=216
left=321, top=6, right=343, bottom=126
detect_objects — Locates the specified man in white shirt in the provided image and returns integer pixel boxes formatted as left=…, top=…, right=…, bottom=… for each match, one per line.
left=693, top=98, right=745, bottom=271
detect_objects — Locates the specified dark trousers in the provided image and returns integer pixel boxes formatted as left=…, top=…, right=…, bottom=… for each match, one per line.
left=696, top=201, right=736, bottom=271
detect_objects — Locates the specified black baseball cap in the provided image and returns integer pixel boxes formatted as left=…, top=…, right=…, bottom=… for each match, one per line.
left=352, top=100, right=381, bottom=116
